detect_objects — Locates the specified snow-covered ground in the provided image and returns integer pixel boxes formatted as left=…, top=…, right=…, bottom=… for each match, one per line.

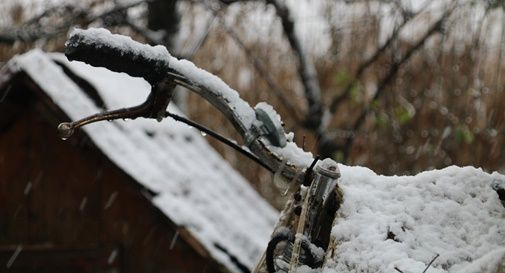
left=323, top=165, right=505, bottom=273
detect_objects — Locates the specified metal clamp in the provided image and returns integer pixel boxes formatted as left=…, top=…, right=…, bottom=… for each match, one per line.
left=245, top=103, right=287, bottom=148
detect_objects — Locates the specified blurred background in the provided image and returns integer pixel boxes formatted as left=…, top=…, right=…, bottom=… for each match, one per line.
left=1, top=0, right=504, bottom=208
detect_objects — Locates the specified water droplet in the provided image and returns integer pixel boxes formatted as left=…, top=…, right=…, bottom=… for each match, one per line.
left=201, top=131, right=207, bottom=137
left=57, top=122, right=74, bottom=140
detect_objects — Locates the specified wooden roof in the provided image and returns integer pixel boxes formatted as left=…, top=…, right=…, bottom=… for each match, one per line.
left=0, top=50, right=278, bottom=273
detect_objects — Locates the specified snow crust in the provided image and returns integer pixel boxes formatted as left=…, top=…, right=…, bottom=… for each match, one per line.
left=12, top=50, right=278, bottom=273
left=324, top=165, right=505, bottom=273
left=269, top=142, right=314, bottom=168
left=255, top=102, right=283, bottom=126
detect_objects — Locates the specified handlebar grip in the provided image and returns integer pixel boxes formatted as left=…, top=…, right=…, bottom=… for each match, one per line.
left=65, top=28, right=170, bottom=85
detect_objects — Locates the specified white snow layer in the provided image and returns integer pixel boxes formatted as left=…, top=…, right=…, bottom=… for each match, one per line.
left=324, top=165, right=505, bottom=273
left=11, top=50, right=278, bottom=273
left=69, top=27, right=171, bottom=62
left=168, top=54, right=257, bottom=130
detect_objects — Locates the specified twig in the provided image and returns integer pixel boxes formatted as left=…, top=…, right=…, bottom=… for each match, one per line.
left=328, top=1, right=432, bottom=114
left=0, top=0, right=148, bottom=44
left=204, top=2, right=302, bottom=122
left=341, top=8, right=451, bottom=161
left=125, top=18, right=165, bottom=46
left=182, top=15, right=216, bottom=59
left=223, top=22, right=302, bottom=122
left=303, top=156, right=319, bottom=186
left=422, top=254, right=440, bottom=273
left=266, top=0, right=323, bottom=130
left=395, top=267, right=405, bottom=273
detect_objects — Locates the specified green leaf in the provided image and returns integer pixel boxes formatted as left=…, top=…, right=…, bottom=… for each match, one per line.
left=333, top=151, right=345, bottom=163
left=334, top=70, right=350, bottom=85
left=370, top=99, right=380, bottom=110
left=350, top=83, right=362, bottom=103
left=375, top=113, right=389, bottom=128
left=455, top=126, right=474, bottom=144
left=394, top=105, right=414, bottom=125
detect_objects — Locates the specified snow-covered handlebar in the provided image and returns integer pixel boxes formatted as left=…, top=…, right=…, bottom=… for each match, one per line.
left=66, top=28, right=170, bottom=85
left=62, top=28, right=314, bottom=186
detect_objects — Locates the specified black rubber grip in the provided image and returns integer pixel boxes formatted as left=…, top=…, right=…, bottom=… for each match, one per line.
left=65, top=29, right=170, bottom=85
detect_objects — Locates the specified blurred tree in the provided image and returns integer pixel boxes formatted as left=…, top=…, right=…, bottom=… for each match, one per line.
left=147, top=0, right=180, bottom=49
left=3, top=0, right=505, bottom=207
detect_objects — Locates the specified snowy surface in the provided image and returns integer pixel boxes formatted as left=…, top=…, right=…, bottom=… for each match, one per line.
left=324, top=165, right=505, bottom=273
left=68, top=28, right=170, bottom=63
left=167, top=54, right=257, bottom=130
left=10, top=50, right=278, bottom=273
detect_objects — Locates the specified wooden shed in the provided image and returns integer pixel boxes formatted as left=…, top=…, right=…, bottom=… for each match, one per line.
left=0, top=50, right=277, bottom=273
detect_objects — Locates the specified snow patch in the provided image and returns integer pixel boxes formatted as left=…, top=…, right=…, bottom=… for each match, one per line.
left=167, top=55, right=256, bottom=130
left=68, top=27, right=170, bottom=62
left=324, top=165, right=505, bottom=273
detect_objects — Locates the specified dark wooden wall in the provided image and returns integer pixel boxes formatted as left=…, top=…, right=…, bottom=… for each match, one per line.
left=0, top=78, right=225, bottom=273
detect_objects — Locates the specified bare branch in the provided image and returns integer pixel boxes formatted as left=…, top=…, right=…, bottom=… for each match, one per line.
left=342, top=9, right=451, bottom=161
left=0, top=0, right=147, bottom=45
left=202, top=2, right=302, bottom=122
left=422, top=254, right=440, bottom=273
left=266, top=0, right=323, bottom=130
left=328, top=1, right=433, bottom=114
left=125, top=17, right=166, bottom=46
left=225, top=26, right=302, bottom=122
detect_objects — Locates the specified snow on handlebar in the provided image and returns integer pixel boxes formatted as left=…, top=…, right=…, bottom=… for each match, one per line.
left=62, top=28, right=315, bottom=186
left=66, top=28, right=170, bottom=85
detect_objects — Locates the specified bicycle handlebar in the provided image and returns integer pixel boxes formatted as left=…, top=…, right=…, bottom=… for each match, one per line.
left=63, top=28, right=313, bottom=185
left=65, top=28, right=170, bottom=85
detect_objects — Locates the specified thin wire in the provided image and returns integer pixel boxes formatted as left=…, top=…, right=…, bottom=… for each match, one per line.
left=164, top=111, right=274, bottom=173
